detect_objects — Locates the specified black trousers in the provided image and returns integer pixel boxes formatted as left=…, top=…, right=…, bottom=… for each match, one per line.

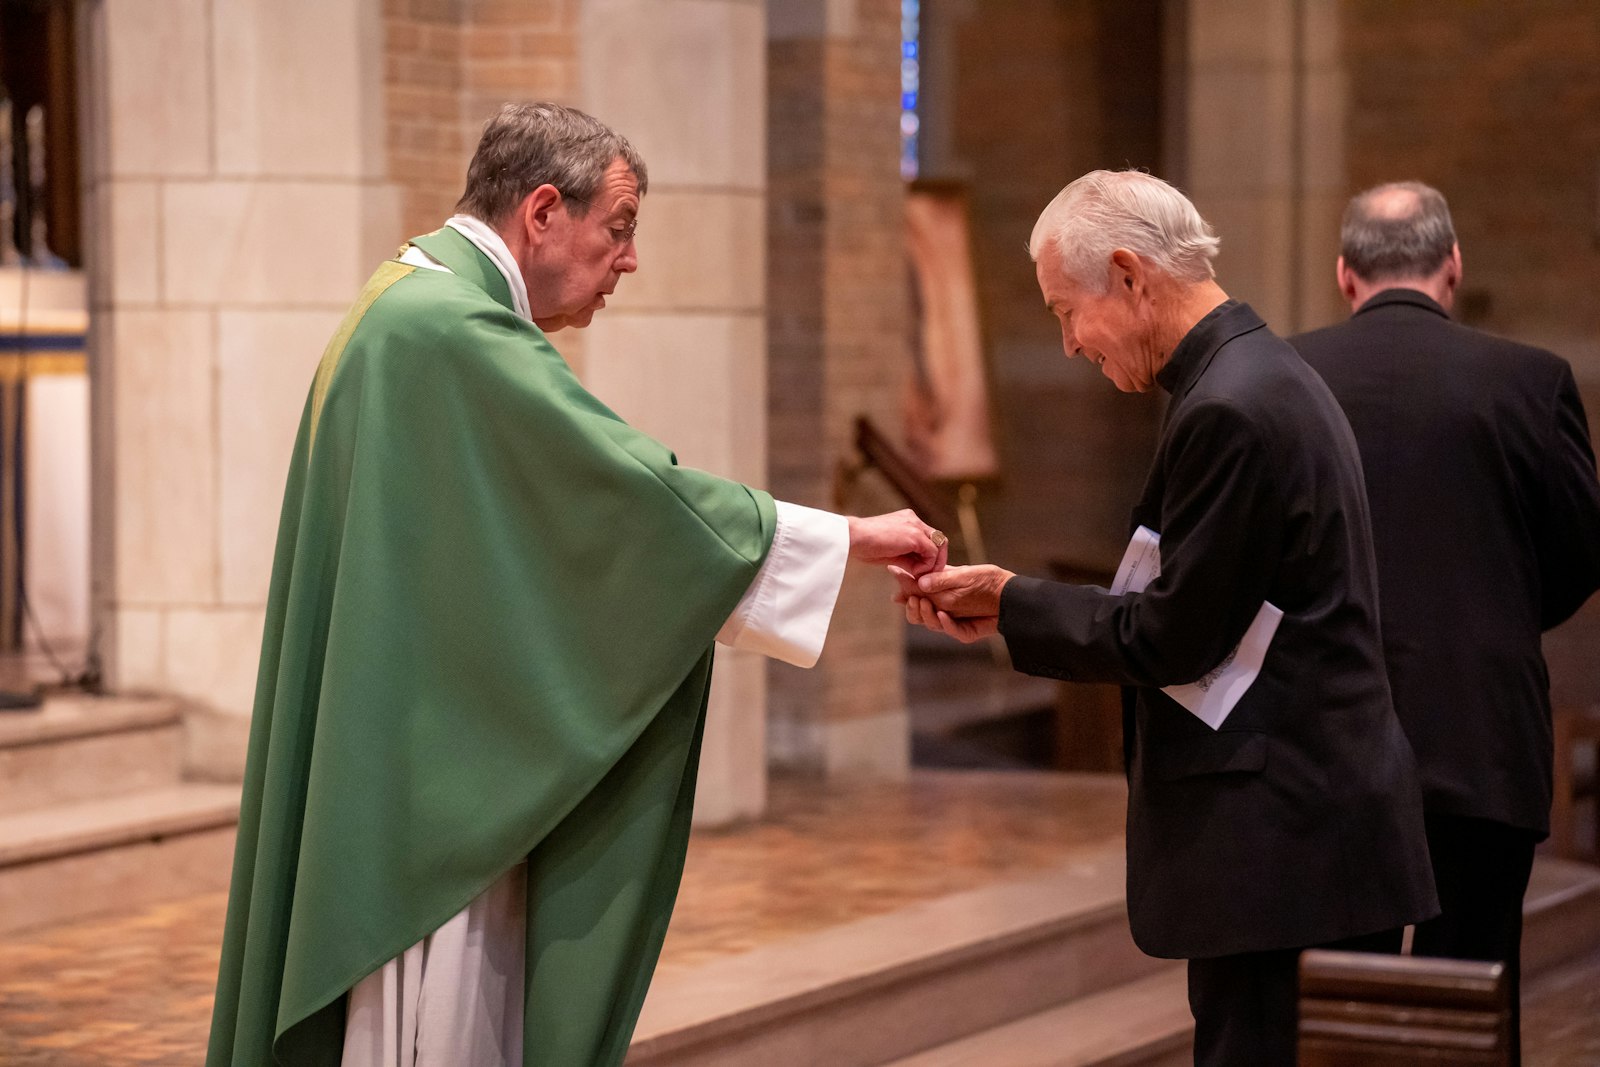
left=1412, top=812, right=1539, bottom=1066
left=1186, top=926, right=1403, bottom=1067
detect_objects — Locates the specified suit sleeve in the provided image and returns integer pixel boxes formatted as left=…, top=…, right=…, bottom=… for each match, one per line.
left=1538, top=364, right=1600, bottom=629
left=1000, top=398, right=1282, bottom=686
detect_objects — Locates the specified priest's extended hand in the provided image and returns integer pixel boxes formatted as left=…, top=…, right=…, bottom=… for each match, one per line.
left=846, top=509, right=948, bottom=576
left=887, top=563, right=1016, bottom=644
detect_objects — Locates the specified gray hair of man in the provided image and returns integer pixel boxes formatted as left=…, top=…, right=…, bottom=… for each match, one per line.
left=455, top=101, right=649, bottom=224
left=1339, top=181, right=1456, bottom=282
left=1028, top=170, right=1220, bottom=292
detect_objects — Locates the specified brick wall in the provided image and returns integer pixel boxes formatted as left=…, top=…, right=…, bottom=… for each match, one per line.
left=384, top=0, right=580, bottom=241
left=945, top=1, right=1163, bottom=578
left=767, top=0, right=912, bottom=775
left=1342, top=0, right=1600, bottom=380
left=460, top=1, right=580, bottom=143
left=385, top=0, right=468, bottom=238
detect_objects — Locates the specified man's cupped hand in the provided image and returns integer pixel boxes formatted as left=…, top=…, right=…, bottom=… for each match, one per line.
left=887, top=563, right=1016, bottom=644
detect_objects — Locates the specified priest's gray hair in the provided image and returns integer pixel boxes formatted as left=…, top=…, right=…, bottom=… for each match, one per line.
left=1340, top=181, right=1456, bottom=282
left=455, top=101, right=648, bottom=223
left=1029, top=170, right=1220, bottom=292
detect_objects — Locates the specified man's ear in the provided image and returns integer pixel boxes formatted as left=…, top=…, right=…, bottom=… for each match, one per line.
left=1336, top=256, right=1359, bottom=304
left=1109, top=248, right=1143, bottom=298
left=1444, top=243, right=1463, bottom=289
left=514, top=184, right=564, bottom=247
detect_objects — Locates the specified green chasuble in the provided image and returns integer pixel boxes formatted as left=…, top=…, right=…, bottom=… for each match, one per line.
left=206, top=227, right=776, bottom=1067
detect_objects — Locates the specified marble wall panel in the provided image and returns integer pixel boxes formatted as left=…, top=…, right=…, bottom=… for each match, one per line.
left=163, top=608, right=267, bottom=717
left=160, top=181, right=371, bottom=307
left=1188, top=0, right=1294, bottom=66
left=213, top=0, right=386, bottom=180
left=581, top=312, right=766, bottom=487
left=91, top=181, right=162, bottom=308
left=623, top=191, right=765, bottom=314
left=110, top=608, right=166, bottom=692
left=107, top=310, right=218, bottom=605
left=1184, top=67, right=1296, bottom=195
left=1196, top=194, right=1296, bottom=329
left=1297, top=191, right=1351, bottom=331
left=98, top=0, right=212, bottom=178
left=1301, top=68, right=1350, bottom=194
left=694, top=649, right=766, bottom=826
left=217, top=310, right=343, bottom=604
left=581, top=0, right=764, bottom=191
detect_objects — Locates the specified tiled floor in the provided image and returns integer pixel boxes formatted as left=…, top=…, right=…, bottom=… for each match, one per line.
left=1524, top=950, right=1600, bottom=1067
left=0, top=771, right=1125, bottom=1064
left=0, top=769, right=1596, bottom=1065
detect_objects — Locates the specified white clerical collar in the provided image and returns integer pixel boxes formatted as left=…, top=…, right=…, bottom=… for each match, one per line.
left=445, top=214, right=532, bottom=323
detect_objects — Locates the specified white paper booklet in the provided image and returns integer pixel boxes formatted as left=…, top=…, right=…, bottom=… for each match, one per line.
left=1110, top=526, right=1284, bottom=730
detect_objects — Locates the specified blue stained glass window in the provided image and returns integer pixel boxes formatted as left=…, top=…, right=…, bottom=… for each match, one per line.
left=900, top=0, right=920, bottom=180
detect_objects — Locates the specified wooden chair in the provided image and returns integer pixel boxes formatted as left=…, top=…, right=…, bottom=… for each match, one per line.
left=1550, top=704, right=1600, bottom=861
left=1298, top=950, right=1511, bottom=1066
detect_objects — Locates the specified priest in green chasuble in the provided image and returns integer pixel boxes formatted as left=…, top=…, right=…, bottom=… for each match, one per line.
left=205, top=102, right=945, bottom=1067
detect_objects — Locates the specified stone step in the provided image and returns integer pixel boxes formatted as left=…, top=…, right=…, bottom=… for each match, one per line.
left=881, top=967, right=1192, bottom=1067
left=869, top=855, right=1600, bottom=1067
left=0, top=695, right=185, bottom=814
left=0, top=783, right=240, bottom=935
left=1522, top=855, right=1600, bottom=977
left=627, top=843, right=1166, bottom=1067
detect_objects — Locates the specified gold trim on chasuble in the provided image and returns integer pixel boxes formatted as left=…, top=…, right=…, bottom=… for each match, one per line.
left=308, top=258, right=415, bottom=452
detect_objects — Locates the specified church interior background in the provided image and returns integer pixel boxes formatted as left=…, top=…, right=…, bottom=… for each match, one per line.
left=1, top=0, right=1598, bottom=1062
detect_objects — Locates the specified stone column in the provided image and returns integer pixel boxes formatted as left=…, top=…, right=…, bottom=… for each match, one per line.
left=1179, top=0, right=1347, bottom=333
left=576, top=0, right=771, bottom=824
left=766, top=0, right=911, bottom=780
left=81, top=0, right=398, bottom=770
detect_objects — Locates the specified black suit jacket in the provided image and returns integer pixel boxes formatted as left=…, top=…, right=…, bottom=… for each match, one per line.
left=1292, top=289, right=1600, bottom=836
left=1000, top=301, right=1437, bottom=960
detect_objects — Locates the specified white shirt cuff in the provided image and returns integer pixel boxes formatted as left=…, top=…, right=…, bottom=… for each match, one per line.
left=715, top=501, right=849, bottom=668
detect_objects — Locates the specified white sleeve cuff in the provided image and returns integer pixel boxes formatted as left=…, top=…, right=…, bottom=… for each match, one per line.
left=715, top=501, right=849, bottom=668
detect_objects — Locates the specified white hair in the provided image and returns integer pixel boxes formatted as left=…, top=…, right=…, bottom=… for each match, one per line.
left=1028, top=170, right=1220, bottom=292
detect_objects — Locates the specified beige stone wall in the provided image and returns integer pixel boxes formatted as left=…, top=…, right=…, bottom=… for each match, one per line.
left=576, top=0, right=771, bottom=819
left=767, top=0, right=911, bottom=779
left=1181, top=0, right=1347, bottom=336
left=86, top=0, right=780, bottom=823
left=83, top=0, right=398, bottom=722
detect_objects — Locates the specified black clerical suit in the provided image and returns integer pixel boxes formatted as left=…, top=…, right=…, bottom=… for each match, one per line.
left=1000, top=301, right=1438, bottom=1066
left=1293, top=289, right=1600, bottom=1063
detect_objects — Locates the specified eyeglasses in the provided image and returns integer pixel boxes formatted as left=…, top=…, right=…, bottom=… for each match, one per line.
left=559, top=191, right=638, bottom=245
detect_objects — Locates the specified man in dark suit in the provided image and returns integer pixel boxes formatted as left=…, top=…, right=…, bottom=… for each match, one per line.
left=894, top=170, right=1438, bottom=1066
left=1291, top=181, right=1600, bottom=1062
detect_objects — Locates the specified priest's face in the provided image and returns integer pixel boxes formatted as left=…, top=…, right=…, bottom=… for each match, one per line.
left=1036, top=247, right=1163, bottom=393
left=526, top=158, right=640, bottom=332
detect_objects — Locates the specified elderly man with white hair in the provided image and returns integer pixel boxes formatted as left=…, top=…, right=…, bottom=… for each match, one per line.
left=897, top=170, right=1438, bottom=1065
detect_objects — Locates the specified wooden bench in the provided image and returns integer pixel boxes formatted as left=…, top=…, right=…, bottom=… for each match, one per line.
left=1298, top=949, right=1510, bottom=1066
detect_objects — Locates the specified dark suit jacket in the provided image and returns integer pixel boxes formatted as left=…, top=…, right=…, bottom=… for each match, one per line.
left=1292, top=289, right=1600, bottom=836
left=1000, top=301, right=1437, bottom=960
